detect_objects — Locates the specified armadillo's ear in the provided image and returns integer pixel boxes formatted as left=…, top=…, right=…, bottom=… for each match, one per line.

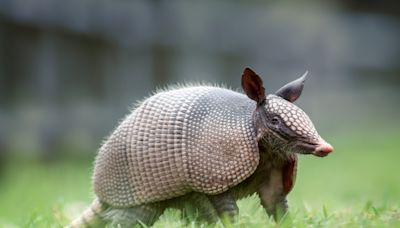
left=241, top=67, right=266, bottom=105
left=275, top=71, right=308, bottom=102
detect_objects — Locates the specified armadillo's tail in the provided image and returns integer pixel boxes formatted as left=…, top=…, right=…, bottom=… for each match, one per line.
left=67, top=198, right=108, bottom=228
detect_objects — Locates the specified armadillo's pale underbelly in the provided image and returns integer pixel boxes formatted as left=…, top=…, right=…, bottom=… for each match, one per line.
left=93, top=87, right=259, bottom=207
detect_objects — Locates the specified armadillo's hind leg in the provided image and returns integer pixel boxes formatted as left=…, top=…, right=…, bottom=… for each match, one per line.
left=173, top=193, right=219, bottom=224
left=207, top=190, right=238, bottom=227
left=103, top=203, right=166, bottom=227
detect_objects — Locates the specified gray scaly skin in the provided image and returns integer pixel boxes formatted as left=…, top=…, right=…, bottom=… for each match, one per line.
left=69, top=67, right=333, bottom=227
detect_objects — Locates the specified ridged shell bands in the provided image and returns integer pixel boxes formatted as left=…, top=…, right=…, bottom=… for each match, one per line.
left=93, top=86, right=260, bottom=207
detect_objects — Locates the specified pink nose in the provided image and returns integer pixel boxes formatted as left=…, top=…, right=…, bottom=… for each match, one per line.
left=315, top=139, right=333, bottom=155
left=315, top=141, right=334, bottom=155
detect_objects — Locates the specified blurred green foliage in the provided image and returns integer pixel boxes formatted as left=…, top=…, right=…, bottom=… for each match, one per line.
left=0, top=128, right=399, bottom=227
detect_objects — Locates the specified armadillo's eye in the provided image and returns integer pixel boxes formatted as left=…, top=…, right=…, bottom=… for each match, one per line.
left=271, top=116, right=280, bottom=125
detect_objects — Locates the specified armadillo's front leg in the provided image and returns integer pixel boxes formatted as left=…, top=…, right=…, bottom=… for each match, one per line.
left=258, top=158, right=297, bottom=221
left=258, top=168, right=287, bottom=220
left=207, top=190, right=238, bottom=226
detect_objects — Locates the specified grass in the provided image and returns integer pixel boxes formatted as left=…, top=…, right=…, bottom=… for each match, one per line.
left=0, top=129, right=399, bottom=227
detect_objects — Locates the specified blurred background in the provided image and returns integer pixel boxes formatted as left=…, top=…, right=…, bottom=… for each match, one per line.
left=0, top=0, right=399, bottom=226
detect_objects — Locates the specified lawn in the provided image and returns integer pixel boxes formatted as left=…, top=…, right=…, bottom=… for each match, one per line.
left=0, top=128, right=399, bottom=227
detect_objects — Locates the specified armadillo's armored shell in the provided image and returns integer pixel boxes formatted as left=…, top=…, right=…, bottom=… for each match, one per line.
left=93, top=86, right=260, bottom=207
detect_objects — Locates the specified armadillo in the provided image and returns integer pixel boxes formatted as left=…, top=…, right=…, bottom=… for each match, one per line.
left=69, top=67, right=333, bottom=227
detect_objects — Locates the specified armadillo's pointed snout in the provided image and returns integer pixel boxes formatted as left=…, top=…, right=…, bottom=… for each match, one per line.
left=314, top=139, right=334, bottom=157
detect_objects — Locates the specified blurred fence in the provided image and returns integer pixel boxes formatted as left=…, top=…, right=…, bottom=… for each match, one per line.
left=0, top=0, right=399, bottom=157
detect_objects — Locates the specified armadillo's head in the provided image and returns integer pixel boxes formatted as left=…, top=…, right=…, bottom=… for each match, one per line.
left=242, top=67, right=333, bottom=157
